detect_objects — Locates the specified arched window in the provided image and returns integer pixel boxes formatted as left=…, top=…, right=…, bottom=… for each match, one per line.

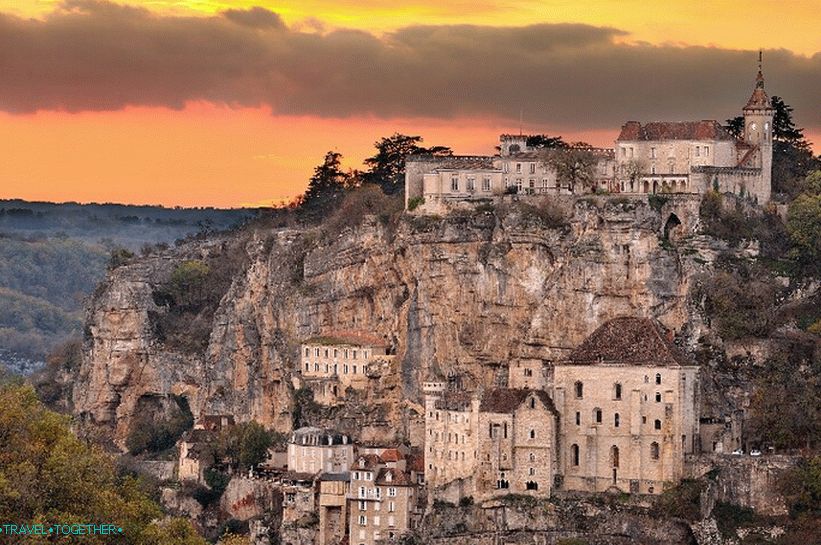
left=655, top=392, right=662, bottom=403
left=594, top=408, right=602, bottom=424
left=571, top=444, right=580, bottom=466
left=644, top=375, right=649, bottom=383
left=529, top=452, right=536, bottom=462
left=529, top=429, right=536, bottom=439
left=614, top=413, right=620, bottom=427
left=530, top=397, right=536, bottom=409
left=654, top=419, right=662, bottom=430
left=574, top=381, right=583, bottom=399
left=610, top=446, right=620, bottom=468
left=526, top=481, right=538, bottom=490
left=651, top=442, right=660, bottom=460
left=655, top=373, right=662, bottom=385
left=614, top=383, right=622, bottom=400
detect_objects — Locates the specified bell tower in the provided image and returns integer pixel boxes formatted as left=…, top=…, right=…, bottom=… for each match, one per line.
left=742, top=50, right=774, bottom=203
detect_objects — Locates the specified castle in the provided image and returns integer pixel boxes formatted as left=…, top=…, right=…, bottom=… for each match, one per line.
left=405, top=58, right=773, bottom=212
left=423, top=317, right=700, bottom=501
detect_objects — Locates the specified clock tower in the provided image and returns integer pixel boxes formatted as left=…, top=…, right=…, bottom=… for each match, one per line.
left=742, top=51, right=774, bottom=202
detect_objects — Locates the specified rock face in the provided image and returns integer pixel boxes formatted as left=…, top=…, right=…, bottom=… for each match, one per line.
left=73, top=196, right=723, bottom=446
left=418, top=498, right=697, bottom=545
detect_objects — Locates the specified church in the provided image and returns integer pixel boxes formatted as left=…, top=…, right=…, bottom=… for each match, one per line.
left=405, top=58, right=774, bottom=212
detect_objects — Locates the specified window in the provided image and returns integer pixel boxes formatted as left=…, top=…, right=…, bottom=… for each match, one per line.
left=695, top=146, right=700, bottom=157
left=654, top=419, right=662, bottom=430
left=529, top=163, right=536, bottom=174
left=651, top=442, right=660, bottom=460
left=451, top=177, right=459, bottom=192
left=529, top=467, right=535, bottom=476
left=467, top=177, right=475, bottom=192
left=571, top=444, right=580, bottom=466
left=352, top=350, right=358, bottom=359
left=529, top=429, right=536, bottom=439
left=333, top=349, right=338, bottom=358
left=655, top=373, right=661, bottom=385
left=530, top=397, right=536, bottom=409
left=655, top=392, right=662, bottom=402
left=529, top=452, right=536, bottom=462
left=610, top=446, right=620, bottom=468
left=524, top=368, right=533, bottom=377
left=642, top=416, right=647, bottom=424
left=594, top=408, right=602, bottom=424
left=651, top=165, right=656, bottom=174
left=389, top=501, right=395, bottom=512
left=614, top=413, right=620, bottom=427
left=359, top=515, right=367, bottom=526
left=574, top=381, right=583, bottom=399
left=482, top=177, right=491, bottom=191
left=516, top=163, right=522, bottom=173
left=575, top=411, right=581, bottom=426
left=304, top=348, right=309, bottom=357
left=614, top=383, right=622, bottom=400
left=651, top=147, right=656, bottom=159
left=644, top=375, right=649, bottom=383
left=705, top=146, right=710, bottom=157
left=305, top=363, right=309, bottom=372
left=359, top=500, right=367, bottom=511
left=388, top=487, right=396, bottom=497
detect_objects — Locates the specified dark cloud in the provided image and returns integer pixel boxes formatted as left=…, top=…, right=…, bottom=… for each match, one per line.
left=0, top=1, right=818, bottom=134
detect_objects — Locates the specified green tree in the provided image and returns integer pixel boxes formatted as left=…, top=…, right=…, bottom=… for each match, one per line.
left=304, top=151, right=349, bottom=205
left=787, top=177, right=821, bottom=276
left=541, top=144, right=598, bottom=193
left=0, top=384, right=206, bottom=544
left=769, top=97, right=821, bottom=199
left=168, top=260, right=211, bottom=309
left=362, top=133, right=451, bottom=194
left=238, top=421, right=273, bottom=470
left=779, top=456, right=821, bottom=518
left=725, top=116, right=744, bottom=139
left=525, top=134, right=569, bottom=149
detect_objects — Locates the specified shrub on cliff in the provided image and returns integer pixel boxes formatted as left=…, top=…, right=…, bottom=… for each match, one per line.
left=125, top=394, right=194, bottom=456
left=653, top=479, right=705, bottom=522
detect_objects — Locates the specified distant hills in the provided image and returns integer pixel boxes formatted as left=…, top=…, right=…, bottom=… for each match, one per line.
left=0, top=200, right=263, bottom=373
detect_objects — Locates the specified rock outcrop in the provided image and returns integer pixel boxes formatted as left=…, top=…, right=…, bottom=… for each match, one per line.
left=72, top=196, right=731, bottom=446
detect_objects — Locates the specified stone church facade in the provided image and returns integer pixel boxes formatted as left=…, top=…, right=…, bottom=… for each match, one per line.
left=406, top=60, right=773, bottom=211
left=423, top=317, right=699, bottom=500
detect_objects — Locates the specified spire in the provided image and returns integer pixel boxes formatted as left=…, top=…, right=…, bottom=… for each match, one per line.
left=744, top=49, right=770, bottom=110
left=755, top=49, right=764, bottom=89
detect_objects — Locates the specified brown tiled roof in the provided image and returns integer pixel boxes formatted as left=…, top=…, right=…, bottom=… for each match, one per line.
left=351, top=454, right=383, bottom=471
left=376, top=467, right=414, bottom=486
left=479, top=388, right=557, bottom=415
left=564, top=317, right=694, bottom=367
left=380, top=448, right=404, bottom=462
left=304, top=331, right=387, bottom=348
left=744, top=71, right=771, bottom=110
left=617, top=120, right=734, bottom=142
left=434, top=390, right=474, bottom=411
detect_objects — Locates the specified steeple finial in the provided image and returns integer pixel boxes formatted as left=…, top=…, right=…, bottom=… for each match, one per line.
left=756, top=50, right=764, bottom=89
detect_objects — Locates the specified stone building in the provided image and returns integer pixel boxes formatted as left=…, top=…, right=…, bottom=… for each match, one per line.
left=287, top=427, right=355, bottom=475
left=405, top=57, right=773, bottom=211
left=423, top=385, right=559, bottom=501
left=348, top=450, right=422, bottom=545
left=318, top=473, right=349, bottom=545
left=299, top=332, right=393, bottom=405
left=553, top=317, right=700, bottom=494
left=177, top=428, right=214, bottom=483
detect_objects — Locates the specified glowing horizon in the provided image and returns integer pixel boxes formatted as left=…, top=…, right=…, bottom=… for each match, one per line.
left=0, top=1, right=818, bottom=207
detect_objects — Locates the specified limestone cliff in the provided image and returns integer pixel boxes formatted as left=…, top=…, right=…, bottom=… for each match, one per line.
left=72, top=196, right=740, bottom=446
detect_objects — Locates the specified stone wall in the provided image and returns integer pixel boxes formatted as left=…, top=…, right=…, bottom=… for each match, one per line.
left=686, top=454, right=798, bottom=516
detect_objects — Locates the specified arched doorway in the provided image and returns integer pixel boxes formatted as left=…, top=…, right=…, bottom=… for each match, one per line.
left=663, top=213, right=682, bottom=241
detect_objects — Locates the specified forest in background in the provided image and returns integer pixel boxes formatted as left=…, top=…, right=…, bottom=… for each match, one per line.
left=0, top=201, right=260, bottom=373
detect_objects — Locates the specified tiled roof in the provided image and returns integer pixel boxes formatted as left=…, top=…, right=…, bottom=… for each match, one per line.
left=304, top=331, right=387, bottom=348
left=617, top=120, right=734, bottom=142
left=479, top=388, right=557, bottom=415
left=564, top=317, right=694, bottom=367
left=351, top=454, right=383, bottom=471
left=376, top=467, right=413, bottom=486
left=380, top=448, right=404, bottom=462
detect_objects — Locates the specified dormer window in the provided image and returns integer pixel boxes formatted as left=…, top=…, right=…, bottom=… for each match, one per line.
left=385, top=472, right=392, bottom=482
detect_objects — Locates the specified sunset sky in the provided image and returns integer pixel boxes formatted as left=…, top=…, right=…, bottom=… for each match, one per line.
left=1, top=1, right=819, bottom=207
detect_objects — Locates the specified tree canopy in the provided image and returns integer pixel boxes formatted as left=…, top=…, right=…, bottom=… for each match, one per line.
left=362, top=133, right=451, bottom=195
left=540, top=145, right=598, bottom=194
left=0, top=383, right=205, bottom=544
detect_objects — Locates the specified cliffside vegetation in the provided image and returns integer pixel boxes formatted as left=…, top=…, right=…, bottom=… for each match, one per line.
left=0, top=382, right=205, bottom=545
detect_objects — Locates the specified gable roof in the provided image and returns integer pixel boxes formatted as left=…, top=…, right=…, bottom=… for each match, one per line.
left=564, top=317, right=694, bottom=367
left=376, top=467, right=414, bottom=486
left=479, top=388, right=557, bottom=415
left=351, top=454, right=383, bottom=471
left=617, top=120, right=734, bottom=142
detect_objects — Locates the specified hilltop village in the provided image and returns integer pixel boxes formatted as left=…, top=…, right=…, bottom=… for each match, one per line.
left=66, top=60, right=818, bottom=545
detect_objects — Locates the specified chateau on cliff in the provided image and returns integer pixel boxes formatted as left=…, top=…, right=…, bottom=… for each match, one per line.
left=405, top=60, right=773, bottom=212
